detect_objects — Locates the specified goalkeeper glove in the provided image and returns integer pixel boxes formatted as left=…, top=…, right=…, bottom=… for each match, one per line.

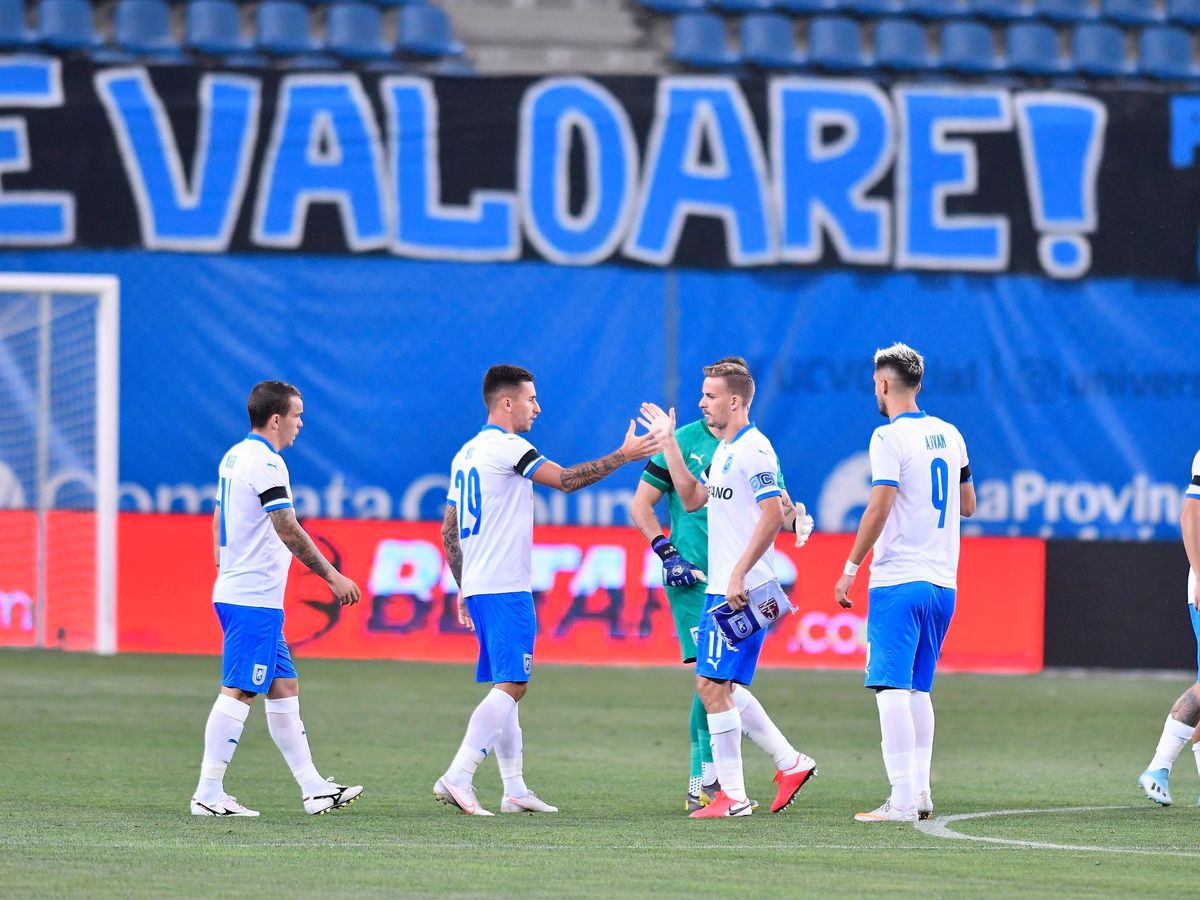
left=791, top=503, right=815, bottom=548
left=651, top=535, right=707, bottom=588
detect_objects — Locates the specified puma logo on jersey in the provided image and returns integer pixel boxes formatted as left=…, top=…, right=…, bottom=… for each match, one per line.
left=690, top=453, right=705, bottom=465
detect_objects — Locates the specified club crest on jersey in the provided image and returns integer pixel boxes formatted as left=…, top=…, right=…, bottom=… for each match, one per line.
left=523, top=653, right=533, bottom=675
left=722, top=454, right=734, bottom=474
left=252, top=663, right=268, bottom=686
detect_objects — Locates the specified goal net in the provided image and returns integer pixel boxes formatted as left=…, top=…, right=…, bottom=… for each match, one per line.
left=0, top=274, right=118, bottom=654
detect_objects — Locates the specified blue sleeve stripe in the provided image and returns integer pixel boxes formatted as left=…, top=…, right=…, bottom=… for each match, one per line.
left=1186, top=489, right=1200, bottom=499
left=871, top=479, right=900, bottom=488
left=262, top=500, right=293, bottom=511
left=756, top=489, right=782, bottom=501
left=523, top=456, right=547, bottom=478
left=446, top=497, right=457, bottom=506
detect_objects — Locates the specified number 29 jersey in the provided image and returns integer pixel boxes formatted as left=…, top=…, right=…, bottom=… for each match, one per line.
left=868, top=411, right=969, bottom=590
left=446, top=425, right=547, bottom=598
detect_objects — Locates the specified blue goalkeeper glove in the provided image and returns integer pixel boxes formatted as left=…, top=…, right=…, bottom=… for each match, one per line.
left=651, top=535, right=707, bottom=588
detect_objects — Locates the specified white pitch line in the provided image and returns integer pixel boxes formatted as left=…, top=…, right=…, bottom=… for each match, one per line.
left=915, top=805, right=1200, bottom=857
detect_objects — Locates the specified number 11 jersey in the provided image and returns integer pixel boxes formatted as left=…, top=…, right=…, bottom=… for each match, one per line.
left=867, top=411, right=970, bottom=590
left=446, top=425, right=547, bottom=598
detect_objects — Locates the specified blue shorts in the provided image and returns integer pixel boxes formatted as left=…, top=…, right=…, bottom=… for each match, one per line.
left=466, top=592, right=536, bottom=684
left=864, top=582, right=955, bottom=693
left=695, top=594, right=767, bottom=686
left=1191, top=604, right=1200, bottom=681
left=215, top=602, right=297, bottom=693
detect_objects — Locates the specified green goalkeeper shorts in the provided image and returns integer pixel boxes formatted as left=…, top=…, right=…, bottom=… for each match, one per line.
left=665, top=582, right=707, bottom=664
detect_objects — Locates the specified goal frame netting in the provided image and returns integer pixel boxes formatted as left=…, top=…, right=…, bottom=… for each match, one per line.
left=0, top=273, right=119, bottom=655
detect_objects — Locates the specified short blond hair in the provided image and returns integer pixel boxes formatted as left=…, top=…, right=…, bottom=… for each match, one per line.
left=873, top=343, right=924, bottom=389
left=703, top=361, right=755, bottom=405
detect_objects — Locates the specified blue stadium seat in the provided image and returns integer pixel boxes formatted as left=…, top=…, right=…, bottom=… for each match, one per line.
left=939, top=19, right=1000, bottom=72
left=907, top=0, right=970, bottom=18
left=1034, top=0, right=1095, bottom=21
left=971, top=0, right=1033, bottom=19
left=669, top=11, right=738, bottom=68
left=327, top=2, right=390, bottom=60
left=873, top=18, right=932, bottom=70
left=1167, top=0, right=1200, bottom=23
left=256, top=0, right=332, bottom=64
left=1070, top=21, right=1129, bottom=74
left=0, top=0, right=31, bottom=47
left=741, top=13, right=803, bottom=68
left=110, top=0, right=186, bottom=58
left=1101, top=0, right=1162, bottom=23
left=398, top=4, right=464, bottom=57
left=376, top=0, right=426, bottom=7
left=637, top=0, right=708, bottom=12
left=1138, top=24, right=1195, bottom=78
left=711, top=0, right=776, bottom=12
left=808, top=15, right=866, bottom=69
left=186, top=0, right=253, bottom=56
left=777, top=0, right=835, bottom=12
left=844, top=0, right=903, bottom=15
left=1006, top=21, right=1066, bottom=73
left=36, top=0, right=100, bottom=49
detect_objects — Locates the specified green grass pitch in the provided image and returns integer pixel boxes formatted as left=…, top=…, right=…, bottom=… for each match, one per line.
left=2, top=649, right=1200, bottom=898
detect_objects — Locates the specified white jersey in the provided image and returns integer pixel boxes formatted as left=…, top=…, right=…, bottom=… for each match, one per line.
left=702, top=424, right=783, bottom=596
left=868, top=411, right=970, bottom=590
left=1184, top=450, right=1199, bottom=605
left=447, top=425, right=547, bottom=598
left=213, top=434, right=295, bottom=609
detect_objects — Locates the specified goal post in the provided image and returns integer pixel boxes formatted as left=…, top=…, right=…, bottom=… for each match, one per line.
left=0, top=274, right=119, bottom=655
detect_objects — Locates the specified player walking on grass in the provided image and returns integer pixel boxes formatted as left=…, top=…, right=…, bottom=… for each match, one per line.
left=641, top=361, right=817, bottom=819
left=1136, top=449, right=1200, bottom=807
left=834, top=344, right=975, bottom=824
left=192, top=381, right=364, bottom=818
left=436, top=364, right=657, bottom=816
left=631, top=358, right=814, bottom=814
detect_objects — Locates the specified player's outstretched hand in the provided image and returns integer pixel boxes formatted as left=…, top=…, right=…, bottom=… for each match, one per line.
left=637, top=402, right=675, bottom=444
left=834, top=573, right=854, bottom=609
left=792, top=502, right=815, bottom=548
left=457, top=595, right=474, bottom=632
left=619, top=419, right=659, bottom=462
left=328, top=570, right=361, bottom=606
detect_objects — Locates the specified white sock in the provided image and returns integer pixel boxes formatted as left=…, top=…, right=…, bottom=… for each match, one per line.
left=734, top=686, right=801, bottom=772
left=1149, top=716, right=1195, bottom=771
left=265, top=696, right=327, bottom=796
left=707, top=708, right=746, bottom=802
left=1192, top=743, right=1200, bottom=776
left=493, top=703, right=529, bottom=797
left=447, top=688, right=517, bottom=787
left=195, top=694, right=250, bottom=804
left=877, top=689, right=916, bottom=811
left=702, top=761, right=716, bottom=785
left=910, top=691, right=935, bottom=796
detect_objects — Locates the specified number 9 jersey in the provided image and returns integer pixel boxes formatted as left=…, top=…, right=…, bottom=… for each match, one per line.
left=867, top=411, right=970, bottom=590
left=446, top=425, right=547, bottom=598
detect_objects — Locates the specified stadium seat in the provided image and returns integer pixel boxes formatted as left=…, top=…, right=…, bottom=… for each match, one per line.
left=1006, top=21, right=1066, bottom=73
left=741, top=13, right=804, bottom=68
left=1101, top=0, right=1162, bottom=23
left=907, top=0, right=970, bottom=18
left=636, top=0, right=709, bottom=12
left=873, top=18, right=932, bottom=71
left=186, top=0, right=256, bottom=57
left=971, top=0, right=1033, bottom=19
left=36, top=0, right=100, bottom=49
left=711, top=0, right=776, bottom=12
left=808, top=15, right=866, bottom=70
left=776, top=0, right=833, bottom=11
left=1034, top=0, right=1095, bottom=21
left=109, top=0, right=186, bottom=58
left=1070, top=21, right=1129, bottom=74
left=939, top=19, right=1000, bottom=72
left=326, top=1, right=391, bottom=60
left=1167, top=0, right=1200, bottom=24
left=844, top=0, right=904, bottom=15
left=398, top=4, right=465, bottom=57
left=669, top=11, right=738, bottom=68
left=376, top=0, right=426, bottom=7
left=1138, top=25, right=1196, bottom=78
left=0, top=0, right=31, bottom=47
left=256, top=0, right=333, bottom=64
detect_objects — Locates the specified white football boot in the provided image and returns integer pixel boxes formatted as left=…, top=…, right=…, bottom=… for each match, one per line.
left=916, top=790, right=934, bottom=821
left=854, top=799, right=918, bottom=823
left=500, top=792, right=559, bottom=814
left=303, top=778, right=364, bottom=815
left=434, top=778, right=495, bottom=816
left=190, top=794, right=260, bottom=817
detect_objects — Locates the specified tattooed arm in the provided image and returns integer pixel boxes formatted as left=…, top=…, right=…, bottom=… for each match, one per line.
left=268, top=507, right=361, bottom=605
left=442, top=504, right=463, bottom=588
left=531, top=420, right=659, bottom=494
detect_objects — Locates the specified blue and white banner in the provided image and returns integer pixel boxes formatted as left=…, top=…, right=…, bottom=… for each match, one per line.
left=0, top=249, right=1193, bottom=540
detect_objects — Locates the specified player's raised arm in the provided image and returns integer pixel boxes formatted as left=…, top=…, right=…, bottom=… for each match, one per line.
left=639, top=403, right=707, bottom=512
left=834, top=484, right=897, bottom=609
left=267, top=507, right=361, bottom=606
left=530, top=419, right=658, bottom=494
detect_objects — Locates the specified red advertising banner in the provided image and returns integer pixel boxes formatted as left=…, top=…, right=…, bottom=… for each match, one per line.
left=98, top=514, right=1044, bottom=673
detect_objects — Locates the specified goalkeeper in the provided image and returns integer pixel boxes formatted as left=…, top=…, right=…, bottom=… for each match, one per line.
left=630, top=357, right=814, bottom=813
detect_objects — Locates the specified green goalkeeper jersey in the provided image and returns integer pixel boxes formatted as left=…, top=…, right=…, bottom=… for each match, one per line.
left=640, top=419, right=786, bottom=572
